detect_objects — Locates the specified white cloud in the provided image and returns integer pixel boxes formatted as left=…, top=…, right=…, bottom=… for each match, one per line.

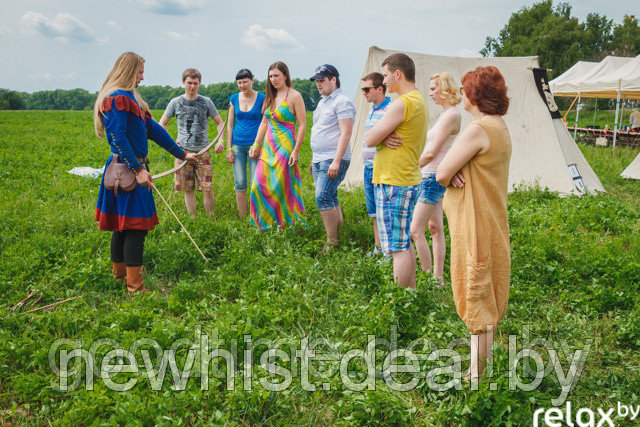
left=457, top=48, right=479, bottom=57
left=20, top=11, right=107, bottom=43
left=107, top=21, right=122, bottom=31
left=0, top=25, right=14, bottom=37
left=129, top=0, right=204, bottom=15
left=29, top=72, right=81, bottom=81
left=166, top=31, right=201, bottom=42
left=241, top=24, right=304, bottom=51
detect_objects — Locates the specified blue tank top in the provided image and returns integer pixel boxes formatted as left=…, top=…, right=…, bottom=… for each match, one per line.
left=230, top=92, right=265, bottom=146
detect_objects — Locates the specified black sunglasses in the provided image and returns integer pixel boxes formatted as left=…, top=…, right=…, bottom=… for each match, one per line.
left=361, top=84, right=385, bottom=94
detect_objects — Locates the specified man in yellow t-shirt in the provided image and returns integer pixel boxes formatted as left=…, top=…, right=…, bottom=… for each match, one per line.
left=365, top=53, right=429, bottom=289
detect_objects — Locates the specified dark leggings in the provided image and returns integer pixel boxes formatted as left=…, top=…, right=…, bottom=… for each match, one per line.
left=110, top=230, right=148, bottom=267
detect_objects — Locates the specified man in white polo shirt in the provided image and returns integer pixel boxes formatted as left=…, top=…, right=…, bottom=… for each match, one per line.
left=309, top=64, right=356, bottom=252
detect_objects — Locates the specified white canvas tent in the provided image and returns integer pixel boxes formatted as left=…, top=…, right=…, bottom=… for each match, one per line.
left=344, top=46, right=605, bottom=195
left=621, top=153, right=640, bottom=180
left=549, top=61, right=599, bottom=95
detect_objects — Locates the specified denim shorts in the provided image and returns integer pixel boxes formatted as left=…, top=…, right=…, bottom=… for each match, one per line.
left=311, top=159, right=350, bottom=211
left=374, top=183, right=419, bottom=253
left=363, top=164, right=376, bottom=217
left=418, top=173, right=446, bottom=205
left=232, top=144, right=258, bottom=191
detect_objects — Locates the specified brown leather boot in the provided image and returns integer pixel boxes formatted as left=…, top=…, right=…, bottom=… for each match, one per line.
left=126, top=266, right=146, bottom=294
left=112, top=262, right=126, bottom=283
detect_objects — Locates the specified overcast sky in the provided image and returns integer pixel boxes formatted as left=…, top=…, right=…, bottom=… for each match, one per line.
left=1, top=0, right=637, bottom=99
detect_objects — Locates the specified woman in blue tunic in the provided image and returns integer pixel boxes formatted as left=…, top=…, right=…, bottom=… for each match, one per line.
left=224, top=69, right=266, bottom=218
left=93, top=52, right=196, bottom=293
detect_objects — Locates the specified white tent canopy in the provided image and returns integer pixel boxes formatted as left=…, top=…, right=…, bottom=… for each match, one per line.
left=578, top=55, right=640, bottom=99
left=550, top=55, right=640, bottom=99
left=549, top=61, right=599, bottom=96
left=344, top=46, right=605, bottom=195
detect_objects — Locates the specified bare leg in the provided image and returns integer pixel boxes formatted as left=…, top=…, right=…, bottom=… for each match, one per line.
left=428, top=201, right=446, bottom=283
left=410, top=201, right=436, bottom=273
left=202, top=189, right=215, bottom=220
left=372, top=217, right=380, bottom=247
left=391, top=246, right=416, bottom=289
left=235, top=190, right=248, bottom=219
left=468, top=328, right=495, bottom=383
left=320, top=206, right=340, bottom=246
left=184, top=190, right=197, bottom=217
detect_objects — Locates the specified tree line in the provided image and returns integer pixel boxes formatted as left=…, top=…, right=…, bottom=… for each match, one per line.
left=482, top=1, right=640, bottom=79
left=0, top=79, right=320, bottom=111
left=3, top=1, right=638, bottom=111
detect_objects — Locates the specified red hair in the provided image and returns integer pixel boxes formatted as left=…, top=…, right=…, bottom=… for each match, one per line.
left=461, top=66, right=509, bottom=116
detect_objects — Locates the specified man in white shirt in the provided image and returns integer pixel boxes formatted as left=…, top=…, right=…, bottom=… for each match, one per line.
left=630, top=108, right=640, bottom=130
left=309, top=64, right=356, bottom=251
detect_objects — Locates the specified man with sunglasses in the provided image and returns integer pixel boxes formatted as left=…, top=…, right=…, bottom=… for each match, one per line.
left=361, top=72, right=391, bottom=257
left=309, top=64, right=356, bottom=252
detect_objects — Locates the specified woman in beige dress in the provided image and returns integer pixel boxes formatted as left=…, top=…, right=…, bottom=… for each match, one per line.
left=436, top=66, right=511, bottom=383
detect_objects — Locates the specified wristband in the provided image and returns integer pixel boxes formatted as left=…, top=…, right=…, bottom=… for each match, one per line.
left=226, top=148, right=233, bottom=153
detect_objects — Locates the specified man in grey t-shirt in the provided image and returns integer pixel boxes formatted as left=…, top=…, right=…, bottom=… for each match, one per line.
left=160, top=68, right=224, bottom=220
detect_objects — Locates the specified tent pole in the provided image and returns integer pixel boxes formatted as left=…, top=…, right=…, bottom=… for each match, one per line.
left=593, top=99, right=597, bottom=126
left=613, top=91, right=621, bottom=147
left=573, top=93, right=581, bottom=139
left=562, top=94, right=579, bottom=123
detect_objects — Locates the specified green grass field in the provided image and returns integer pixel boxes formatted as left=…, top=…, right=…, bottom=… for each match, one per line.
left=1, top=110, right=640, bottom=425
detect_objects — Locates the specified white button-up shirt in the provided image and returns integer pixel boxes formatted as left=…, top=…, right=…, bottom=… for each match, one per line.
left=310, top=88, right=356, bottom=163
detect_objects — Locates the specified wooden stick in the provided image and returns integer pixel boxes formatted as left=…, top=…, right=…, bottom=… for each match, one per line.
left=150, top=182, right=208, bottom=262
left=28, top=295, right=43, bottom=307
left=10, top=291, right=37, bottom=311
left=23, top=296, right=82, bottom=314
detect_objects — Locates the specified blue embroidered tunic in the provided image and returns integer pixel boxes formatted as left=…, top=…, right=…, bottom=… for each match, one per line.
left=95, top=90, right=186, bottom=231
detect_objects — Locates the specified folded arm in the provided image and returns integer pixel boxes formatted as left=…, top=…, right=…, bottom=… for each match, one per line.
left=365, top=99, right=404, bottom=147
left=436, top=123, right=488, bottom=187
left=420, top=111, right=460, bottom=167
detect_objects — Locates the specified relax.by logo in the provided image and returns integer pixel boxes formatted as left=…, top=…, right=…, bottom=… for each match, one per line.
left=533, top=402, right=640, bottom=426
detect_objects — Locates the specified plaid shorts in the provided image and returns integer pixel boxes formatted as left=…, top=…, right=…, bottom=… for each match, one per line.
left=374, top=183, right=419, bottom=253
left=174, top=149, right=213, bottom=192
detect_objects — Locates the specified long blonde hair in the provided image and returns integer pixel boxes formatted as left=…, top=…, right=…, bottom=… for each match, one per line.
left=430, top=71, right=462, bottom=105
left=93, top=52, right=150, bottom=137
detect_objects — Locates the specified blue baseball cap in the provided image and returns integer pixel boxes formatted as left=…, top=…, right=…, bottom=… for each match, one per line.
left=310, top=64, right=339, bottom=81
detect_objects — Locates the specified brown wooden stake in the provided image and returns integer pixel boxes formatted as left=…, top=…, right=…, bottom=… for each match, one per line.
left=10, top=291, right=37, bottom=311
left=24, top=296, right=82, bottom=314
left=28, top=295, right=43, bottom=307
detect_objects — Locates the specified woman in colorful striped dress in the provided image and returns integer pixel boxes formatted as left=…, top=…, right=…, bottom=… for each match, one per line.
left=248, top=62, right=307, bottom=230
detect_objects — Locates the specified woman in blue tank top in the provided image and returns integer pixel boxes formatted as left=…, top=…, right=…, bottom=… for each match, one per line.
left=224, top=69, right=266, bottom=218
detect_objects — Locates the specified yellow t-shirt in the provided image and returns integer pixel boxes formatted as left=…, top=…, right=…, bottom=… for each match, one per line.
left=372, top=90, right=428, bottom=186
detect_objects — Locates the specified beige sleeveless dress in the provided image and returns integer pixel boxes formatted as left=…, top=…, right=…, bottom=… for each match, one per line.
left=442, top=115, right=512, bottom=335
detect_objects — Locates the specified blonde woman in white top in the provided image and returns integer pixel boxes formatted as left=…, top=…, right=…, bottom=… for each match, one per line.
left=410, top=72, right=461, bottom=284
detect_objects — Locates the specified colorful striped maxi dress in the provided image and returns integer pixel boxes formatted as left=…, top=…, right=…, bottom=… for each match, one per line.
left=250, top=93, right=306, bottom=230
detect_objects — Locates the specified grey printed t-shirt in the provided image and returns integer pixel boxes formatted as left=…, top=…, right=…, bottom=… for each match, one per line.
left=163, top=95, right=219, bottom=151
